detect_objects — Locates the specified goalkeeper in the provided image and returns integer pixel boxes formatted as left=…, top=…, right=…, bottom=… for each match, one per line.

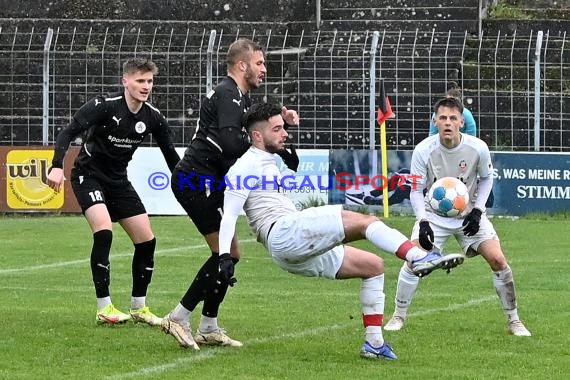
left=384, top=97, right=531, bottom=337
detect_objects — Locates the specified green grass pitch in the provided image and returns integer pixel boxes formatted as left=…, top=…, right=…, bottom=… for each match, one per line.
left=0, top=214, right=568, bottom=379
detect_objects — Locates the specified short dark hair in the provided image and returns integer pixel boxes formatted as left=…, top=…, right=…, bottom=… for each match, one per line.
left=242, top=103, right=282, bottom=132
left=434, top=96, right=464, bottom=115
left=123, top=57, right=158, bottom=76
left=226, top=38, right=264, bottom=69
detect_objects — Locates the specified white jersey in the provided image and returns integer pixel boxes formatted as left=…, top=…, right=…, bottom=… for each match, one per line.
left=218, top=146, right=297, bottom=253
left=410, top=133, right=493, bottom=227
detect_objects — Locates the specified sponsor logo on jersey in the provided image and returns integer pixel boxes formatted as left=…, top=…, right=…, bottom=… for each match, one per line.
left=459, top=159, right=467, bottom=172
left=232, top=98, right=242, bottom=106
left=135, top=121, right=146, bottom=134
left=112, top=116, right=122, bottom=126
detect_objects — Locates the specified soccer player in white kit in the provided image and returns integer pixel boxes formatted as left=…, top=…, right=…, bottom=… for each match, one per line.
left=212, top=102, right=465, bottom=360
left=384, top=97, right=531, bottom=337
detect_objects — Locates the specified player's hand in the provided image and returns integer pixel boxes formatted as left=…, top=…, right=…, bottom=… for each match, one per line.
left=418, top=220, right=434, bottom=250
left=281, top=106, right=300, bottom=126
left=462, top=208, right=482, bottom=236
left=277, top=145, right=299, bottom=172
left=47, top=167, right=65, bottom=193
left=218, top=253, right=237, bottom=287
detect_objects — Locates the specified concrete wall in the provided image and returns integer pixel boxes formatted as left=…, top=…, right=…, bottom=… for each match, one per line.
left=0, top=0, right=314, bottom=22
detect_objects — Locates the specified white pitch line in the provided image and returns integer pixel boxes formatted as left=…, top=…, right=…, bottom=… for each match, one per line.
left=409, top=295, right=497, bottom=316
left=0, top=239, right=257, bottom=275
left=106, top=296, right=496, bottom=380
left=106, top=323, right=350, bottom=380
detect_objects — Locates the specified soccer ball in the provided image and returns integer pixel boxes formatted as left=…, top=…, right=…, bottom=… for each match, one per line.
left=428, top=177, right=469, bottom=217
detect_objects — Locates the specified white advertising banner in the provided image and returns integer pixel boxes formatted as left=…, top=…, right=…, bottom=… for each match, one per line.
left=128, top=147, right=187, bottom=215
left=275, top=149, right=329, bottom=210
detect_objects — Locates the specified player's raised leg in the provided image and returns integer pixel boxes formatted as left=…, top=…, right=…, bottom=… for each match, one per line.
left=344, top=210, right=464, bottom=277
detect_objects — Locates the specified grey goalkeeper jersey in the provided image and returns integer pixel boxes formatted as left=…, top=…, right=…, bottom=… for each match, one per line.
left=218, top=147, right=297, bottom=253
left=410, top=133, right=493, bottom=225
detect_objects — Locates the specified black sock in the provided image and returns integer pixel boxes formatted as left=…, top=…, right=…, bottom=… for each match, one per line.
left=202, top=257, right=239, bottom=318
left=90, top=230, right=113, bottom=298
left=180, top=251, right=219, bottom=311
left=131, top=237, right=156, bottom=297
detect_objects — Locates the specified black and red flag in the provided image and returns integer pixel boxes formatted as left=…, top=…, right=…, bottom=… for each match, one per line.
left=376, top=79, right=394, bottom=125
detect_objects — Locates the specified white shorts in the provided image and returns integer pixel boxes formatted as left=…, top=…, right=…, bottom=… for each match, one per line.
left=411, top=213, right=499, bottom=257
left=266, top=205, right=345, bottom=279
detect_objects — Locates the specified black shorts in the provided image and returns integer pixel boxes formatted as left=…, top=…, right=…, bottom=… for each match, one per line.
left=171, top=168, right=224, bottom=236
left=70, top=169, right=146, bottom=222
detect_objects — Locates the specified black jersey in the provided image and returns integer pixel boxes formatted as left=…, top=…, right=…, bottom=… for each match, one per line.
left=177, top=76, right=252, bottom=179
left=52, top=92, right=180, bottom=183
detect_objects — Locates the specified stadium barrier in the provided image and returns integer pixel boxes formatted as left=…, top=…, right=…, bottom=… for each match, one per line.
left=2, top=147, right=569, bottom=216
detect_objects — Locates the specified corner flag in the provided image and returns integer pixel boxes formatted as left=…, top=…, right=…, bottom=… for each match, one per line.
left=376, top=79, right=394, bottom=218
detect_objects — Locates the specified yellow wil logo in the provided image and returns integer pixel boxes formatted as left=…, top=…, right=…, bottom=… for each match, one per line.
left=6, top=150, right=63, bottom=209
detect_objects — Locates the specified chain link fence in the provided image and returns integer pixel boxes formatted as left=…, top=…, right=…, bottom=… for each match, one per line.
left=0, top=20, right=568, bottom=151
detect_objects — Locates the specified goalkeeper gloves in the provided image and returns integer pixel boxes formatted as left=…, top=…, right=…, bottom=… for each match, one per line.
left=462, top=208, right=482, bottom=236
left=418, top=220, right=434, bottom=250
left=218, top=253, right=237, bottom=287
left=277, top=145, right=299, bottom=172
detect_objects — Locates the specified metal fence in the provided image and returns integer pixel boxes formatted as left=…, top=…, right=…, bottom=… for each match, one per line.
left=0, top=21, right=569, bottom=151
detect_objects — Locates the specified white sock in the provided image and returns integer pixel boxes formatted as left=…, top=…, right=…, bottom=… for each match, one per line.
left=170, top=303, right=191, bottom=324
left=404, top=246, right=429, bottom=262
left=393, top=264, right=420, bottom=318
left=131, top=296, right=145, bottom=310
left=361, top=274, right=385, bottom=347
left=97, top=296, right=112, bottom=310
left=199, top=315, right=219, bottom=333
left=365, top=221, right=410, bottom=255
left=365, top=221, right=427, bottom=262
left=493, top=265, right=520, bottom=322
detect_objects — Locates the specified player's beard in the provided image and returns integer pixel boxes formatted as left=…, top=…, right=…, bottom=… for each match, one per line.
left=244, top=65, right=261, bottom=89
left=264, top=140, right=283, bottom=154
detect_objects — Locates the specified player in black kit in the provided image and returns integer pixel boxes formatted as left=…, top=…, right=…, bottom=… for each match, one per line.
left=161, top=39, right=300, bottom=349
left=47, top=57, right=180, bottom=326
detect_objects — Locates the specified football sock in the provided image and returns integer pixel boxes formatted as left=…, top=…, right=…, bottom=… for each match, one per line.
left=90, top=229, right=112, bottom=298
left=97, top=296, right=112, bottom=310
left=493, top=265, right=520, bottom=322
left=392, top=264, right=420, bottom=318
left=170, top=303, right=191, bottom=323
left=198, top=316, right=218, bottom=333
left=202, top=256, right=239, bottom=318
left=365, top=221, right=411, bottom=255
left=131, top=296, right=145, bottom=310
left=365, top=221, right=427, bottom=261
left=131, top=238, right=156, bottom=297
left=398, top=242, right=429, bottom=262
left=180, top=251, right=219, bottom=312
left=361, top=274, right=385, bottom=347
